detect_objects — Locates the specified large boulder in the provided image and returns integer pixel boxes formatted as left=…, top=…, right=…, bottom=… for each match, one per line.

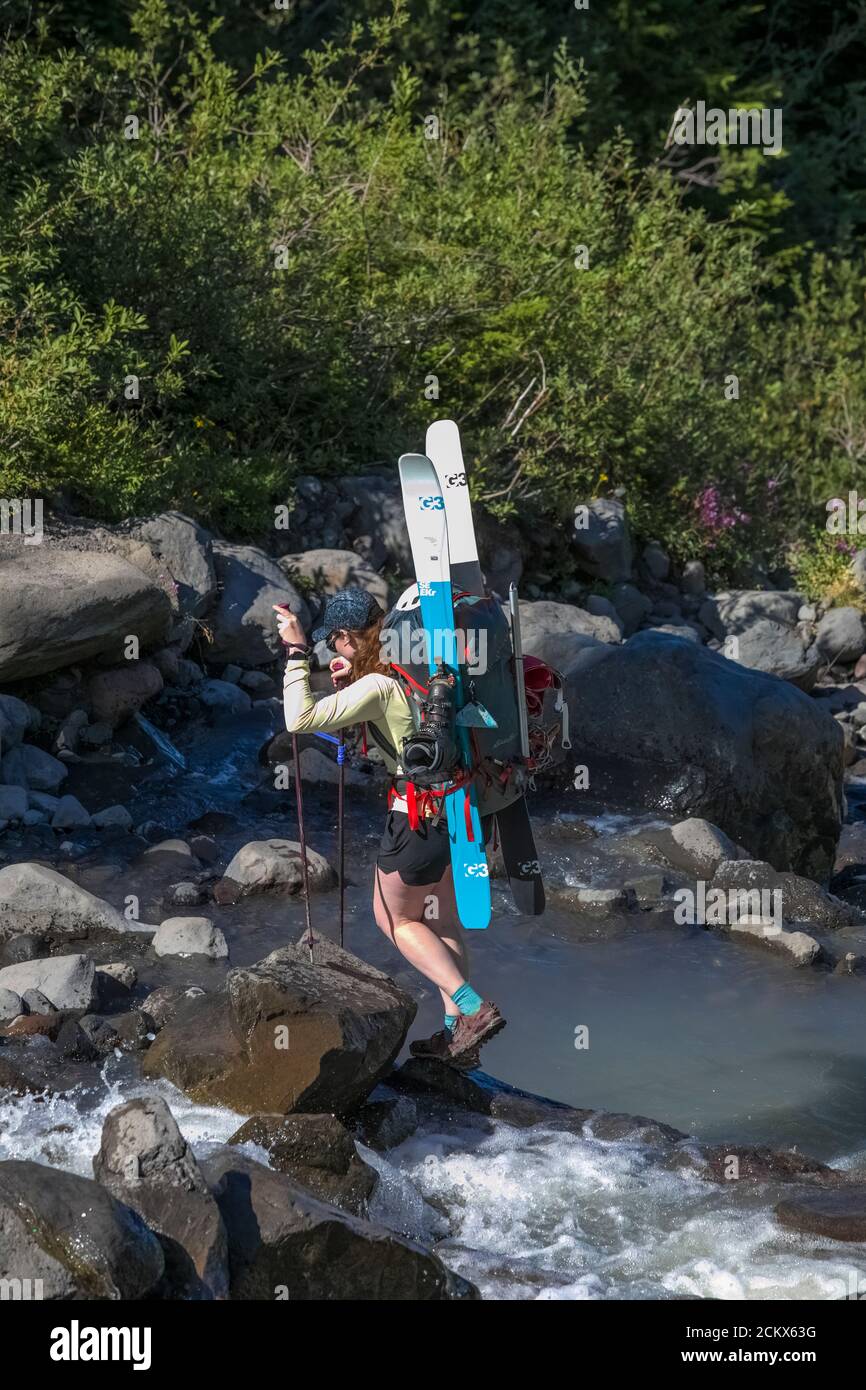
left=518, top=599, right=621, bottom=654
left=0, top=1159, right=163, bottom=1299
left=87, top=661, right=164, bottom=725
left=560, top=631, right=844, bottom=879
left=279, top=549, right=389, bottom=615
left=571, top=497, right=632, bottom=582
left=0, top=862, right=145, bottom=943
left=700, top=590, right=818, bottom=689
left=0, top=954, right=98, bottom=1010
left=220, top=840, right=335, bottom=897
left=135, top=512, right=217, bottom=618
left=93, top=1096, right=229, bottom=1299
left=143, top=935, right=415, bottom=1116
left=208, top=543, right=311, bottom=666
left=0, top=547, right=172, bottom=683
left=336, top=474, right=414, bottom=575
left=228, top=1113, right=376, bottom=1215
left=202, top=1147, right=474, bottom=1300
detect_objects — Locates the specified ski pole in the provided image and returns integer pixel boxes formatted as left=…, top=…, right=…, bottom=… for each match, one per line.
left=291, top=732, right=315, bottom=964
left=313, top=729, right=347, bottom=948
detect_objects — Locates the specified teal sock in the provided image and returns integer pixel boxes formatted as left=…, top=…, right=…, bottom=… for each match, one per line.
left=451, top=983, right=483, bottom=1016
left=443, top=1014, right=458, bottom=1033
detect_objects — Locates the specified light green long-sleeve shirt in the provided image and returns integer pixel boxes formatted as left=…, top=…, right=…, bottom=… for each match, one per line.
left=282, top=658, right=414, bottom=775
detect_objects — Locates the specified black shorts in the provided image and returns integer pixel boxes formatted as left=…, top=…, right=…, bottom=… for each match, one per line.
left=377, top=809, right=493, bottom=887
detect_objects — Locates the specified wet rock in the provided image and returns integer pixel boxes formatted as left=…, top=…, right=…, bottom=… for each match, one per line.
left=623, top=872, right=666, bottom=908
left=209, top=543, right=311, bottom=667
left=0, top=1034, right=97, bottom=1095
left=166, top=880, right=205, bottom=907
left=202, top=1147, right=474, bottom=1300
left=561, top=631, right=844, bottom=879
left=219, top=839, right=335, bottom=897
left=667, top=1143, right=838, bottom=1185
left=0, top=954, right=98, bottom=1010
left=0, top=694, right=33, bottom=748
left=815, top=608, right=866, bottom=665
left=153, top=916, right=228, bottom=960
left=2, top=1010, right=66, bottom=1040
left=0, top=1159, right=164, bottom=1298
left=198, top=679, right=252, bottom=716
left=140, top=984, right=206, bottom=1030
left=95, top=961, right=136, bottom=1004
left=832, top=822, right=866, bottom=871
left=726, top=919, right=822, bottom=967
left=92, top=803, right=133, bottom=830
left=712, top=859, right=857, bottom=929
left=93, top=1096, right=229, bottom=1299
left=566, top=886, right=627, bottom=916
left=87, top=661, right=164, bottom=726
left=239, top=670, right=279, bottom=698
left=54, top=1017, right=100, bottom=1061
left=354, top=1090, right=419, bottom=1151
left=776, top=1186, right=866, bottom=1242
left=833, top=952, right=866, bottom=976
left=572, top=497, right=632, bottom=582
left=0, top=862, right=144, bottom=943
left=51, top=794, right=92, bottom=829
left=0, top=987, right=22, bottom=1022
left=21, top=987, right=56, bottom=1014
left=81, top=721, right=113, bottom=748
left=143, top=935, right=415, bottom=1116
left=228, top=1113, right=377, bottom=1215
left=0, top=785, right=27, bottom=821
left=1, top=743, right=67, bottom=792
left=668, top=818, right=739, bottom=875
left=190, top=835, right=219, bottom=863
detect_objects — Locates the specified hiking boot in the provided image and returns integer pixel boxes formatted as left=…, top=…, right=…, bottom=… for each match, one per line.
left=446, top=1002, right=506, bottom=1069
left=409, top=1027, right=455, bottom=1060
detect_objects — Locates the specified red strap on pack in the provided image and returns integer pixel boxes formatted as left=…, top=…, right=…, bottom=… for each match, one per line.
left=361, top=722, right=368, bottom=755
left=391, top=663, right=429, bottom=696
left=464, top=786, right=474, bottom=841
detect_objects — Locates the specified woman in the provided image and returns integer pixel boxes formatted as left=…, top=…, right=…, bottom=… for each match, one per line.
left=275, top=586, right=505, bottom=1069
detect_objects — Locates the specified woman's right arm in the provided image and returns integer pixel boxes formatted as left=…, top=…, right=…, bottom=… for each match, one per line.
left=283, top=658, right=394, bottom=735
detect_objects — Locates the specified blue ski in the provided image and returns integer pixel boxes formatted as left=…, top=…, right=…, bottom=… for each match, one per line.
left=398, top=453, right=491, bottom=930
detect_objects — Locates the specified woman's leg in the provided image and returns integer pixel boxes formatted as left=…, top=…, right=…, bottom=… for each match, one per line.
left=373, top=862, right=468, bottom=1003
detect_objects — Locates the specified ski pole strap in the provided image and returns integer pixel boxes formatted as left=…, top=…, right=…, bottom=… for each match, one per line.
left=314, top=730, right=347, bottom=764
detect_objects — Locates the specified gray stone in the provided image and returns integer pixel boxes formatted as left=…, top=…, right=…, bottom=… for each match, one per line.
left=0, top=954, right=98, bottom=1010
left=280, top=548, right=390, bottom=616
left=723, top=618, right=820, bottom=690
left=642, top=542, right=670, bottom=582
left=221, top=839, right=335, bottom=896
left=0, top=548, right=171, bottom=683
left=51, top=794, right=91, bottom=829
left=209, top=542, right=311, bottom=667
left=54, top=708, right=88, bottom=753
left=0, top=785, right=27, bottom=821
left=726, top=919, right=821, bottom=968
left=153, top=916, right=228, bottom=960
left=572, top=498, right=632, bottom=582
left=21, top=988, right=55, bottom=1014
left=81, top=721, right=113, bottom=748
left=87, top=661, right=163, bottom=726
left=0, top=694, right=32, bottom=749
left=609, top=582, right=652, bottom=636
left=670, top=818, right=738, bottom=874
left=0, top=862, right=140, bottom=942
left=92, top=804, right=133, bottom=830
left=517, top=598, right=621, bottom=653
left=136, top=511, right=218, bottom=618
left=1, top=743, right=68, bottom=792
left=0, top=987, right=23, bottom=1022
left=28, top=791, right=60, bottom=814
left=815, top=607, right=866, bottom=665
left=582, top=594, right=624, bottom=635
left=197, top=679, right=252, bottom=715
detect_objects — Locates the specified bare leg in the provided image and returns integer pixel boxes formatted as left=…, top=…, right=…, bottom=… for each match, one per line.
left=374, top=864, right=469, bottom=1004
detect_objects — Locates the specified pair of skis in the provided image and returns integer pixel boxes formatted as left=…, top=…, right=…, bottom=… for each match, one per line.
left=399, top=421, right=544, bottom=931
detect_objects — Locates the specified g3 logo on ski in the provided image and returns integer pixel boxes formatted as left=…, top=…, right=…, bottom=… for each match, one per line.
left=465, top=863, right=490, bottom=878
left=419, top=495, right=445, bottom=510
left=445, top=473, right=466, bottom=487
left=519, top=860, right=541, bottom=876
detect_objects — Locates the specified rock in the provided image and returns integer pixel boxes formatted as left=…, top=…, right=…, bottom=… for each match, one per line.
left=141, top=837, right=194, bottom=862
left=93, top=1096, right=229, bottom=1299
left=561, top=631, right=844, bottom=878
left=642, top=542, right=670, bottom=582
left=0, top=862, right=141, bottom=943
left=681, top=561, right=706, bottom=596
left=209, top=543, right=311, bottom=667
left=582, top=594, right=624, bottom=635
left=144, top=936, right=415, bottom=1116
left=0, top=1159, right=164, bottom=1298
left=0, top=954, right=98, bottom=1010
left=0, top=934, right=41, bottom=965
left=708, top=589, right=803, bottom=635
left=228, top=1113, right=377, bottom=1214
left=55, top=1017, right=100, bottom=1061
left=280, top=549, right=390, bottom=615
left=202, top=1147, right=473, bottom=1300
left=140, top=984, right=205, bottom=1030
left=28, top=790, right=60, bottom=815
left=572, top=498, right=632, bottom=582
left=354, top=1090, right=419, bottom=1151
left=776, top=1186, right=866, bottom=1242
left=21, top=988, right=56, bottom=1014
left=609, top=582, right=652, bottom=636
left=623, top=872, right=666, bottom=907
left=0, top=988, right=22, bottom=1023
left=95, top=963, right=136, bottom=1008
left=54, top=708, right=87, bottom=756
left=0, top=786, right=28, bottom=821
left=568, top=886, right=627, bottom=916
left=50, top=795, right=92, bottom=829
left=92, top=804, right=133, bottom=830
left=713, top=859, right=855, bottom=929
left=0, top=548, right=171, bottom=683
left=669, top=818, right=738, bottom=874
left=669, top=1143, right=836, bottom=1185
left=87, top=661, right=163, bottom=726
left=189, top=834, right=220, bottom=863
left=167, top=880, right=204, bottom=907
left=726, top=618, right=820, bottom=690
left=335, top=475, right=415, bottom=576
left=80, top=721, right=113, bottom=748
left=726, top=919, right=821, bottom=967
left=197, top=679, right=252, bottom=716
left=798, top=604, right=818, bottom=623
left=176, top=658, right=203, bottom=688
left=0, top=694, right=32, bottom=748
left=136, top=512, right=218, bottom=618
left=239, top=670, right=278, bottom=698
left=518, top=598, right=622, bottom=653
left=153, top=916, right=228, bottom=960
left=1, top=743, right=68, bottom=792
left=815, top=607, right=866, bottom=665
left=220, top=839, right=335, bottom=897
left=833, top=822, right=866, bottom=871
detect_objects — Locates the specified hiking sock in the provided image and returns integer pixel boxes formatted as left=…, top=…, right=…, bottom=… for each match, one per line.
left=451, top=983, right=483, bottom=1016
left=443, top=1015, right=458, bottom=1034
